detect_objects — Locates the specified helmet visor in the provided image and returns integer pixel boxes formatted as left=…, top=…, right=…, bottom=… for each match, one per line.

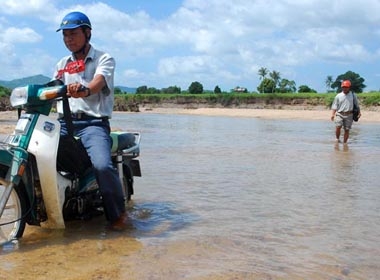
left=56, top=20, right=91, bottom=32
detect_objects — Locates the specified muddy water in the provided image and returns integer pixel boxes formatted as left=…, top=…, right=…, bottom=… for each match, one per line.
left=1, top=112, right=380, bottom=279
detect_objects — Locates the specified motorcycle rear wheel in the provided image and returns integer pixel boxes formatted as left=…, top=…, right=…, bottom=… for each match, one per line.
left=0, top=168, right=27, bottom=245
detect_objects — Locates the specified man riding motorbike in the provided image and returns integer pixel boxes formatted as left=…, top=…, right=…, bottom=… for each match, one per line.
left=55, top=11, right=128, bottom=230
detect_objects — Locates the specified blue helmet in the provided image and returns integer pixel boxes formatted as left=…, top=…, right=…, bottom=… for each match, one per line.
left=56, top=11, right=92, bottom=32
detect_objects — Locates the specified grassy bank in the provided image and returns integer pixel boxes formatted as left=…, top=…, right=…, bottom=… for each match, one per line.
left=115, top=92, right=380, bottom=111
left=1, top=92, right=379, bottom=112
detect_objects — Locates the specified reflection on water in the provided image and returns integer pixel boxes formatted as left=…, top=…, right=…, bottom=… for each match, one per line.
left=1, top=112, right=380, bottom=279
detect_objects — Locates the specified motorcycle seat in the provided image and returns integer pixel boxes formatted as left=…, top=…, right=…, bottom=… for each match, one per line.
left=110, top=131, right=136, bottom=153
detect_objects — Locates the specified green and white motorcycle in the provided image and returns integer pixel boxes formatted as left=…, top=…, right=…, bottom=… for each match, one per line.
left=0, top=81, right=141, bottom=245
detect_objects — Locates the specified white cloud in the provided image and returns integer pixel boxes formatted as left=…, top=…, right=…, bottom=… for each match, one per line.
left=0, top=26, right=43, bottom=77
left=2, top=0, right=56, bottom=15
left=2, top=27, right=42, bottom=43
left=158, top=56, right=210, bottom=76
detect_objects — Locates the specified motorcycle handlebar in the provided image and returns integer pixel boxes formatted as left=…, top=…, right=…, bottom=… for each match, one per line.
left=39, top=80, right=88, bottom=101
left=39, top=85, right=68, bottom=100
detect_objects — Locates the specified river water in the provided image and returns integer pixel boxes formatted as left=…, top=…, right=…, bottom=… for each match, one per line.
left=1, top=112, right=380, bottom=279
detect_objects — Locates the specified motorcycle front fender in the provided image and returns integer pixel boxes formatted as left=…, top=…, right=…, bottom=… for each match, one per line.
left=28, top=116, right=65, bottom=229
left=0, top=147, right=30, bottom=183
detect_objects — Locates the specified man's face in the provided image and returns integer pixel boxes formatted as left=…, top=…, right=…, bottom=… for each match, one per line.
left=62, top=27, right=87, bottom=53
left=342, top=86, right=350, bottom=94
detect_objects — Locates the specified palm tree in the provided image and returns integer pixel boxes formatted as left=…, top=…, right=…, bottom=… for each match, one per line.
left=258, top=67, right=268, bottom=80
left=269, top=70, right=281, bottom=93
left=279, top=79, right=296, bottom=93
left=325, top=75, right=333, bottom=93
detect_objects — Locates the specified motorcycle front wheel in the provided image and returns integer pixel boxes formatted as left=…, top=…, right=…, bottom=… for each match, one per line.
left=0, top=166, right=27, bottom=245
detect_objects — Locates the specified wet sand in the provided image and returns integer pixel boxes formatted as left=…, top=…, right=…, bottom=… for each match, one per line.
left=1, top=217, right=143, bottom=280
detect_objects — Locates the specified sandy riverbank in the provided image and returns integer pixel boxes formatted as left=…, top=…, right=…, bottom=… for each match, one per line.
left=139, top=107, right=380, bottom=122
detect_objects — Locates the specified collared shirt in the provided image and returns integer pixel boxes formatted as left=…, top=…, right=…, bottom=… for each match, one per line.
left=331, top=91, right=359, bottom=112
left=53, top=46, right=115, bottom=118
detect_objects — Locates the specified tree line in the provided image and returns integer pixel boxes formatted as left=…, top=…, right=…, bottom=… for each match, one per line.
left=124, top=69, right=366, bottom=95
left=0, top=69, right=367, bottom=97
left=257, top=68, right=366, bottom=94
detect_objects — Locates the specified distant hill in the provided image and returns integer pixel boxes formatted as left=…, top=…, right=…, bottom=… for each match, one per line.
left=0, top=75, right=137, bottom=93
left=0, top=74, right=51, bottom=89
left=115, top=86, right=136, bottom=94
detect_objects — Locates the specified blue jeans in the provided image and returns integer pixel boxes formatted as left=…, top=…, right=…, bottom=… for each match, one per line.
left=59, top=118, right=125, bottom=222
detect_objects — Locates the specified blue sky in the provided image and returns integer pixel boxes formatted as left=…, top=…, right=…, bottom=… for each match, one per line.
left=1, top=0, right=380, bottom=92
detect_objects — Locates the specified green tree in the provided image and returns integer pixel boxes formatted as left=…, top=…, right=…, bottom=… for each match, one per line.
left=331, top=71, right=366, bottom=93
left=114, top=87, right=123, bottom=95
left=214, top=85, right=222, bottom=94
left=279, top=79, right=296, bottom=93
left=162, top=86, right=181, bottom=94
left=325, top=75, right=334, bottom=92
left=147, top=87, right=161, bottom=94
left=136, top=86, right=161, bottom=94
left=188, top=81, right=203, bottom=94
left=258, top=67, right=268, bottom=80
left=0, top=85, right=11, bottom=97
left=298, top=85, right=317, bottom=93
left=136, top=85, right=148, bottom=94
left=257, top=78, right=275, bottom=93
left=258, top=67, right=269, bottom=93
left=269, top=70, right=281, bottom=93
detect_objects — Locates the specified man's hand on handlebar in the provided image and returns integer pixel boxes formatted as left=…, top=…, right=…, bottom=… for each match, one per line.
left=67, top=83, right=91, bottom=98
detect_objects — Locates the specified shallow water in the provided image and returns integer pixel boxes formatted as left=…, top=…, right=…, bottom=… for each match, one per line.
left=1, top=112, right=380, bottom=279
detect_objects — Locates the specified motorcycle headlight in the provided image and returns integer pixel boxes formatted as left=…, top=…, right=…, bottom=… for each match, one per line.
left=10, top=86, right=28, bottom=107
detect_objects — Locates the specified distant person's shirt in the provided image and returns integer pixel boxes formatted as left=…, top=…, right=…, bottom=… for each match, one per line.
left=331, top=91, right=357, bottom=113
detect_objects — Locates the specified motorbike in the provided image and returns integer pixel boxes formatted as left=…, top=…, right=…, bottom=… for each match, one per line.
left=0, top=81, right=141, bottom=245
